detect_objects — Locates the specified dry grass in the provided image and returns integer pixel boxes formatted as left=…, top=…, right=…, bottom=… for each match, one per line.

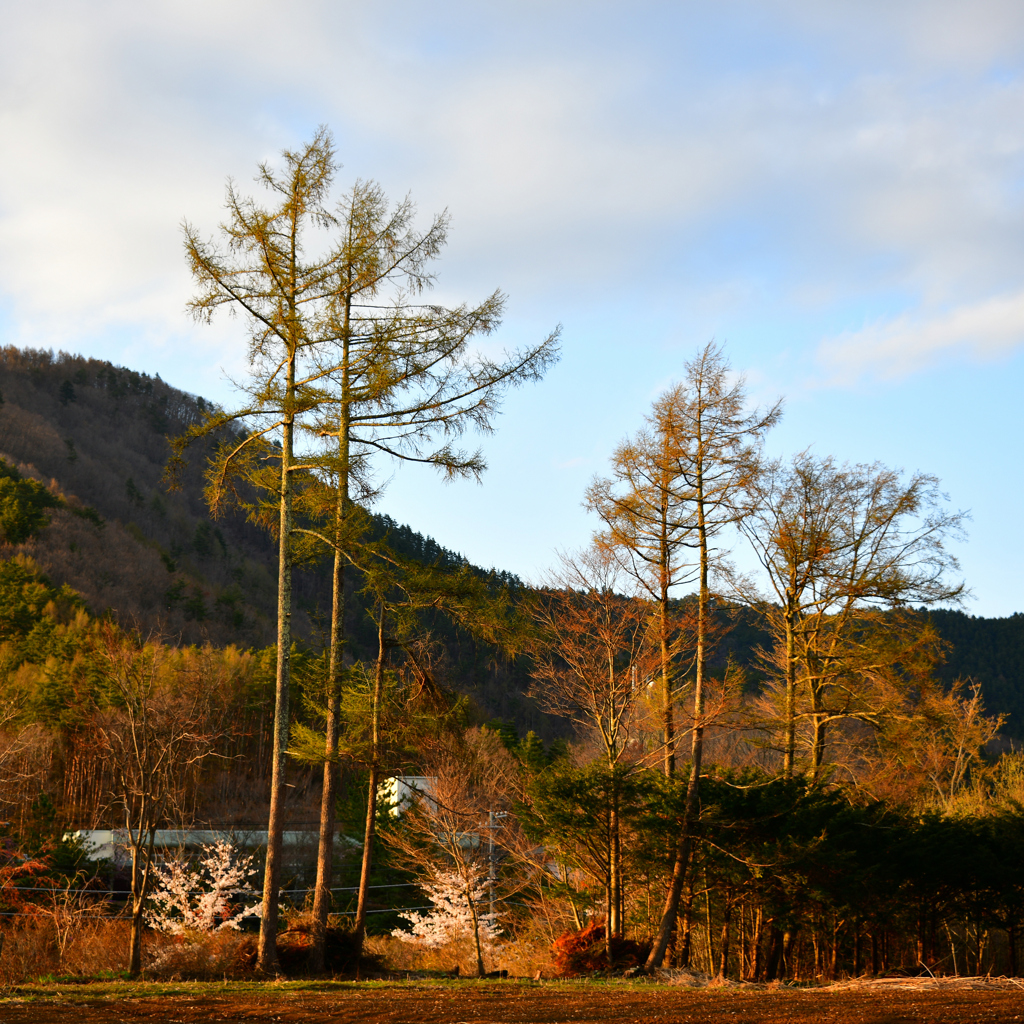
left=364, top=933, right=553, bottom=978
left=144, top=930, right=257, bottom=980
left=0, top=917, right=131, bottom=984
left=828, top=974, right=1024, bottom=992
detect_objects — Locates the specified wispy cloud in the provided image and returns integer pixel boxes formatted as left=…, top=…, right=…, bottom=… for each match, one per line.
left=817, top=289, right=1024, bottom=381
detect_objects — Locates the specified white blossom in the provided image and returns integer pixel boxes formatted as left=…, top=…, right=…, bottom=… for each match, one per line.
left=146, top=839, right=259, bottom=934
left=392, top=864, right=501, bottom=949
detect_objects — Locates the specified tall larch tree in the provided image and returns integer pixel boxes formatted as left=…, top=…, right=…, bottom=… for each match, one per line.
left=180, top=134, right=559, bottom=972
left=294, top=176, right=559, bottom=967
left=644, top=342, right=780, bottom=971
left=177, top=129, right=356, bottom=973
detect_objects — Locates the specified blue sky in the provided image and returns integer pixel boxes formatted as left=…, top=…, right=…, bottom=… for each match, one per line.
left=2, top=1, right=1024, bottom=614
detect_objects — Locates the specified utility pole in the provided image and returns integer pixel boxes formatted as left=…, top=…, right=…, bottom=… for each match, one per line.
left=486, top=810, right=507, bottom=925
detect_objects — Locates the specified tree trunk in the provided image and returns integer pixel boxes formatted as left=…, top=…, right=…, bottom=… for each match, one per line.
left=660, top=554, right=674, bottom=777
left=810, top=676, right=828, bottom=783
left=644, top=474, right=709, bottom=972
left=751, top=909, right=766, bottom=982
left=466, top=886, right=486, bottom=977
left=353, top=609, right=386, bottom=957
left=718, top=900, right=732, bottom=979
left=258, top=349, right=296, bottom=975
left=311, top=279, right=354, bottom=973
left=310, top=533, right=345, bottom=973
left=829, top=916, right=841, bottom=981
left=127, top=826, right=156, bottom=979
left=784, top=601, right=798, bottom=778
left=609, top=778, right=621, bottom=940
left=783, top=928, right=797, bottom=981
left=765, top=927, right=783, bottom=981
left=679, top=886, right=694, bottom=968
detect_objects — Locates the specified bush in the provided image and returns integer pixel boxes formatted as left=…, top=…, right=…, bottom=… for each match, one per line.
left=274, top=915, right=385, bottom=976
left=551, top=920, right=650, bottom=977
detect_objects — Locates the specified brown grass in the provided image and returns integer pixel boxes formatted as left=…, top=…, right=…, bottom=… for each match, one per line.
left=0, top=917, right=131, bottom=984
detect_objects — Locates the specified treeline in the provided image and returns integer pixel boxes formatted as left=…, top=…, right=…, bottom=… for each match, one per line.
left=492, top=745, right=1024, bottom=979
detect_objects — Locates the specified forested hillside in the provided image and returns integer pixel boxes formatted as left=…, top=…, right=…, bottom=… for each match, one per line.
left=930, top=609, right=1024, bottom=741
left=1, top=344, right=1021, bottom=746
left=0, top=345, right=551, bottom=742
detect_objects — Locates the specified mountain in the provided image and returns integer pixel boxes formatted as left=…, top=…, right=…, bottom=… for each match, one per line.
left=0, top=344, right=556, bottom=739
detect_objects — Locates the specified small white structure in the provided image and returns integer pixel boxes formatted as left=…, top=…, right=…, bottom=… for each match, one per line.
left=380, top=776, right=436, bottom=817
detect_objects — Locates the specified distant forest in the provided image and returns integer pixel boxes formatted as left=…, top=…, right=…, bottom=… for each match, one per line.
left=0, top=344, right=1021, bottom=750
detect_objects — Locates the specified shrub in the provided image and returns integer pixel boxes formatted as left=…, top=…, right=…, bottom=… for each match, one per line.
left=551, top=920, right=650, bottom=977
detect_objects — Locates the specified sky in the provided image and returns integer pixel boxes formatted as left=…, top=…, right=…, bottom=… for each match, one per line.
left=2, top=0, right=1024, bottom=615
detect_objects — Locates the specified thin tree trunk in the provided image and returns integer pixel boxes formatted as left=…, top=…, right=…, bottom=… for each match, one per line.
left=661, top=545, right=674, bottom=777
left=467, top=887, right=486, bottom=977
left=810, top=679, right=827, bottom=783
left=310, top=533, right=345, bottom=972
left=605, top=881, right=613, bottom=966
left=784, top=602, right=798, bottom=778
left=311, top=293, right=353, bottom=972
left=257, top=347, right=296, bottom=975
left=644, top=471, right=709, bottom=971
left=679, top=887, right=694, bottom=968
left=765, top=927, right=783, bottom=981
left=783, top=928, right=797, bottom=981
left=604, top=790, right=613, bottom=968
left=128, top=825, right=157, bottom=979
left=829, top=916, right=841, bottom=981
left=610, top=777, right=621, bottom=939
left=353, top=608, right=386, bottom=956
left=718, top=899, right=732, bottom=979
left=751, top=909, right=766, bottom=982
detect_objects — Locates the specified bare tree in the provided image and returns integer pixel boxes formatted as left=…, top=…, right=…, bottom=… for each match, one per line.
left=95, top=628, right=225, bottom=977
left=529, top=545, right=656, bottom=954
left=382, top=733, right=530, bottom=977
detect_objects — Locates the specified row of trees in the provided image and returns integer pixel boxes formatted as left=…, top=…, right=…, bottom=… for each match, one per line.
left=521, top=342, right=967, bottom=973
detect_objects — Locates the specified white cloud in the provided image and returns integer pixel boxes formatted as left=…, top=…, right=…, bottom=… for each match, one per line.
left=817, top=289, right=1024, bottom=381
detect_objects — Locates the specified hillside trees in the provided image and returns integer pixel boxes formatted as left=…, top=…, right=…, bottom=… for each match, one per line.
left=736, top=453, right=966, bottom=780
left=179, top=128, right=558, bottom=971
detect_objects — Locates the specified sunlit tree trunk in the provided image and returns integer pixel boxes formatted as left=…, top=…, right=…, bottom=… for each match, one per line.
left=258, top=345, right=296, bottom=974
left=353, top=607, right=386, bottom=955
left=310, top=512, right=344, bottom=972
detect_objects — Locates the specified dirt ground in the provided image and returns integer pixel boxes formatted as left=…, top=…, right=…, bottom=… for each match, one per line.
left=1, top=981, right=1022, bottom=1024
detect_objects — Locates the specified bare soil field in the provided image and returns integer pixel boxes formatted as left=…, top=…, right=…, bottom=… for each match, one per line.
left=1, top=980, right=1022, bottom=1024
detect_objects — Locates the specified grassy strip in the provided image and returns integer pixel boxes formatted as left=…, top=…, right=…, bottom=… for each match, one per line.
left=0, top=976, right=714, bottom=1004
